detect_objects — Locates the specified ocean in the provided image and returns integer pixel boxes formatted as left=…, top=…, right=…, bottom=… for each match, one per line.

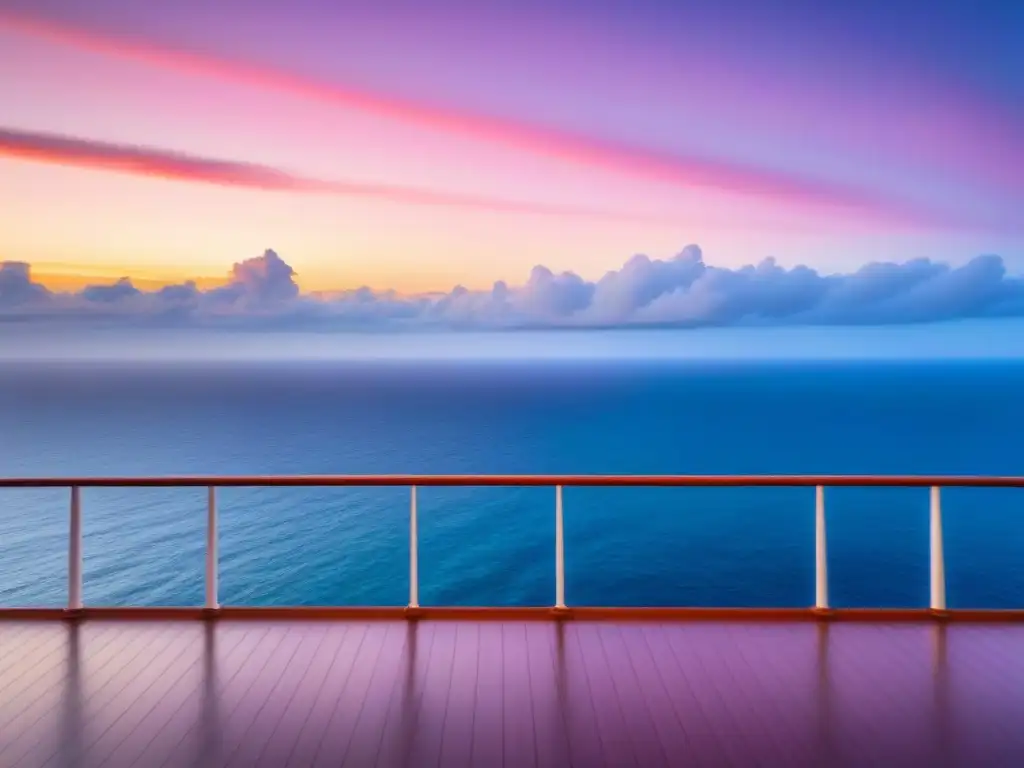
left=2, top=353, right=1024, bottom=610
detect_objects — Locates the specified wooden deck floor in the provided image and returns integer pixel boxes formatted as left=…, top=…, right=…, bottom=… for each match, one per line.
left=0, top=619, right=1021, bottom=767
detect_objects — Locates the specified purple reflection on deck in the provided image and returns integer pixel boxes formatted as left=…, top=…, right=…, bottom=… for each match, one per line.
left=0, top=619, right=1020, bottom=766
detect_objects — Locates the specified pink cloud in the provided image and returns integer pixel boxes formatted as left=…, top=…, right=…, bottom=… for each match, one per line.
left=0, top=127, right=683, bottom=223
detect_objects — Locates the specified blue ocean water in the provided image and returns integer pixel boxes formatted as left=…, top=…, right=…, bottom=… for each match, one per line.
left=1, top=357, right=1023, bottom=609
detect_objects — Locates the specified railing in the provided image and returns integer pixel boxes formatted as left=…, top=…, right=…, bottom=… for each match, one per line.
left=2, top=474, right=1024, bottom=614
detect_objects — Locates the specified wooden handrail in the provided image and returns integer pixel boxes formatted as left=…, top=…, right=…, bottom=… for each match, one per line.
left=1, top=474, right=1023, bottom=488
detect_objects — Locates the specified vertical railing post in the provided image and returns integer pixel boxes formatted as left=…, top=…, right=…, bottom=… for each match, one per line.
left=68, top=486, right=83, bottom=611
left=815, top=485, right=828, bottom=610
left=930, top=486, right=946, bottom=611
left=555, top=485, right=565, bottom=609
left=409, top=486, right=419, bottom=609
left=205, top=487, right=219, bottom=611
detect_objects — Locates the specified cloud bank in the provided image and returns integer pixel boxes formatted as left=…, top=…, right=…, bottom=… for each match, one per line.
left=4, top=247, right=1024, bottom=330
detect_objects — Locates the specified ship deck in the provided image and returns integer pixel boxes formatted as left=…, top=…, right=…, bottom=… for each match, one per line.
left=0, top=616, right=1021, bottom=767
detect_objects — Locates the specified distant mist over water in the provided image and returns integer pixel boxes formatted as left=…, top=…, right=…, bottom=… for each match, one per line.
left=4, top=321, right=1024, bottom=362
left=2, top=357, right=1023, bottom=609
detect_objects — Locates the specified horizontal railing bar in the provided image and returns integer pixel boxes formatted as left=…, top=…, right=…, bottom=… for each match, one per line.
left=1, top=474, right=1024, bottom=489
left=3, top=606, right=1024, bottom=622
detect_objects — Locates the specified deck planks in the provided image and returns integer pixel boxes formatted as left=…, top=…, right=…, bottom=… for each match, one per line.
left=0, top=618, right=1021, bottom=767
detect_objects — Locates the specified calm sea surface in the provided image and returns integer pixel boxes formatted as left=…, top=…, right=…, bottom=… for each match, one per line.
left=2, top=358, right=1023, bottom=609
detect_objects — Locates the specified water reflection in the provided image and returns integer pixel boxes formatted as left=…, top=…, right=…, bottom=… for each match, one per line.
left=931, top=623, right=952, bottom=767
left=197, top=619, right=220, bottom=767
left=814, top=622, right=833, bottom=763
left=397, top=619, right=420, bottom=765
left=56, top=621, right=82, bottom=768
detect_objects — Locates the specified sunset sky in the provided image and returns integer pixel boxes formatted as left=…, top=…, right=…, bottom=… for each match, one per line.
left=2, top=0, right=1021, bottom=297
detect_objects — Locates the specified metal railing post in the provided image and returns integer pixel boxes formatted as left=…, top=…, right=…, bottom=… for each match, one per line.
left=930, top=486, right=946, bottom=611
left=68, top=486, right=83, bottom=611
left=205, top=487, right=219, bottom=610
left=555, top=485, right=565, bottom=609
left=409, top=486, right=419, bottom=609
left=815, top=485, right=828, bottom=610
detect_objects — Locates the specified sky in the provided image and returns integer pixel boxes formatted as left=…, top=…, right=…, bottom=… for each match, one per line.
left=0, top=0, right=1023, bottom=335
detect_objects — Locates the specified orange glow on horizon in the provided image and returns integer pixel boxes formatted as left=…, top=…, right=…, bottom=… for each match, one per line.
left=31, top=269, right=227, bottom=294
left=28, top=263, right=493, bottom=296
